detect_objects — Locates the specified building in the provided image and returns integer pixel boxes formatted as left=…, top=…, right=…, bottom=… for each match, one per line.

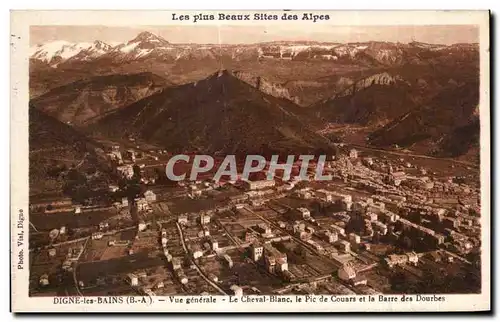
left=276, top=258, right=289, bottom=272
left=337, top=240, right=351, bottom=253
left=230, top=284, right=243, bottom=297
left=136, top=198, right=149, bottom=212
left=200, top=212, right=211, bottom=225
left=330, top=224, right=345, bottom=236
left=372, top=221, right=388, bottom=235
left=293, top=221, right=306, bottom=234
left=264, top=244, right=287, bottom=274
left=210, top=238, right=219, bottom=250
left=117, top=165, right=134, bottom=179
left=127, top=273, right=138, bottom=286
left=244, top=230, right=259, bottom=243
left=39, top=274, right=50, bottom=287
left=127, top=149, right=136, bottom=162
left=300, top=190, right=314, bottom=200
left=178, top=214, right=188, bottom=224
left=389, top=171, right=406, bottom=186
left=256, top=223, right=272, bottom=236
left=144, top=190, right=157, bottom=202
left=407, top=251, right=419, bottom=266
left=191, top=244, right=203, bottom=259
left=92, top=232, right=103, bottom=240
left=121, top=197, right=129, bottom=208
left=171, top=257, right=182, bottom=270
left=338, top=262, right=356, bottom=281
left=315, top=189, right=333, bottom=202
left=323, top=230, right=338, bottom=244
left=364, top=212, right=378, bottom=222
left=175, top=270, right=188, bottom=284
left=385, top=254, right=410, bottom=268
left=349, top=149, right=358, bottom=159
left=242, top=179, right=276, bottom=190
left=352, top=201, right=368, bottom=214
left=251, top=242, right=264, bottom=262
left=295, top=207, right=311, bottom=220
left=348, top=233, right=361, bottom=244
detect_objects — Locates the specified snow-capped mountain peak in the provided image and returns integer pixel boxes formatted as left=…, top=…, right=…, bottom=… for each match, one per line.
left=91, top=40, right=112, bottom=51
left=30, top=40, right=113, bottom=65
left=129, top=31, right=169, bottom=45
left=107, top=31, right=173, bottom=60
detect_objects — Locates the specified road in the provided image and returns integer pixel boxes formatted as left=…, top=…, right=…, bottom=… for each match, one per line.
left=175, top=222, right=227, bottom=295
left=349, top=143, right=479, bottom=169
left=72, top=237, right=90, bottom=296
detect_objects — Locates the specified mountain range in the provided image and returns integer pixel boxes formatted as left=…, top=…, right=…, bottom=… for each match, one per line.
left=89, top=69, right=334, bottom=155
left=29, top=31, right=481, bottom=162
left=30, top=31, right=478, bottom=69
left=31, top=72, right=169, bottom=126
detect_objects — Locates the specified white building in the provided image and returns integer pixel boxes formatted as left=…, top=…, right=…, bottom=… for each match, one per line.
left=144, top=190, right=157, bottom=202
left=92, top=232, right=103, bottom=240
left=39, top=274, right=50, bottom=287
left=230, top=284, right=243, bottom=297
left=192, top=248, right=203, bottom=259
left=242, top=179, right=275, bottom=190
left=337, top=240, right=351, bottom=253
left=338, top=262, right=356, bottom=281
left=136, top=198, right=149, bottom=212
left=138, top=221, right=147, bottom=232
left=296, top=207, right=311, bottom=219
left=349, top=233, right=361, bottom=244
left=407, top=252, right=419, bottom=266
left=210, top=238, right=219, bottom=250
left=117, top=165, right=134, bottom=179
left=122, top=197, right=129, bottom=208
left=252, top=243, right=264, bottom=262
left=200, top=212, right=211, bottom=225
left=331, top=224, right=345, bottom=236
left=127, top=273, right=138, bottom=286
left=315, top=189, right=333, bottom=202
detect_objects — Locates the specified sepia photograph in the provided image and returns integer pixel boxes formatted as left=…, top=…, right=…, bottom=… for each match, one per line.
left=10, top=10, right=490, bottom=312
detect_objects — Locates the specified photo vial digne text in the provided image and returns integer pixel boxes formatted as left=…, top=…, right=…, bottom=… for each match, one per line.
left=27, top=23, right=483, bottom=298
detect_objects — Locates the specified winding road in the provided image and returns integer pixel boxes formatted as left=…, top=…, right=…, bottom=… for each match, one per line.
left=175, top=222, right=227, bottom=295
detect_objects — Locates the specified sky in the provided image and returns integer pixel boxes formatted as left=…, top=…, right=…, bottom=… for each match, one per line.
left=30, top=25, right=479, bottom=46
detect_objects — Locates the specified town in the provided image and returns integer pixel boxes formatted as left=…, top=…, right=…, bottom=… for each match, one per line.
left=28, top=138, right=481, bottom=297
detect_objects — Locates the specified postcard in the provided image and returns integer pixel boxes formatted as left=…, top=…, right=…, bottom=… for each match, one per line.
left=10, top=10, right=490, bottom=312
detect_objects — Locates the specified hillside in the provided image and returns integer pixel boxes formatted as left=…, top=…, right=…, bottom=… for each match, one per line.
left=30, top=72, right=169, bottom=126
left=29, top=105, right=111, bottom=195
left=312, top=72, right=419, bottom=126
left=367, top=82, right=480, bottom=160
left=90, top=69, right=334, bottom=155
